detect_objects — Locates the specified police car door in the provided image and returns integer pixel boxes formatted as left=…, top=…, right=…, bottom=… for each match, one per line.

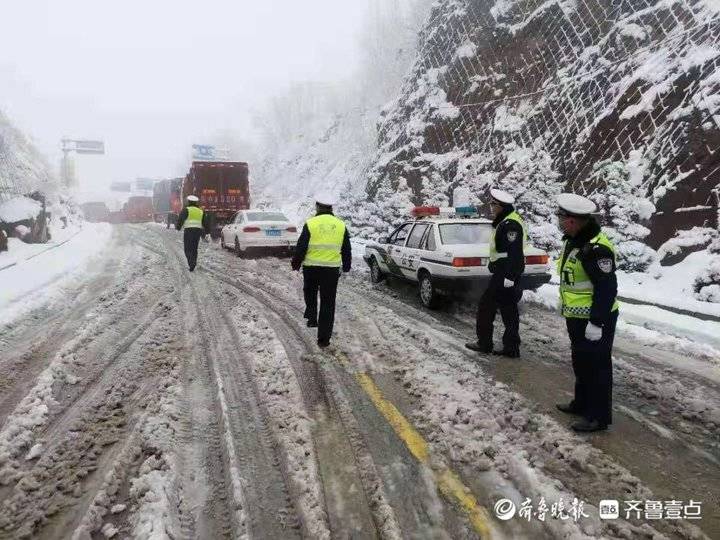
left=401, top=222, right=430, bottom=280
left=387, top=223, right=413, bottom=277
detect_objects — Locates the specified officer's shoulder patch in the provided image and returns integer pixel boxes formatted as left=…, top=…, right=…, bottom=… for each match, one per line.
left=506, top=230, right=518, bottom=242
left=597, top=258, right=613, bottom=273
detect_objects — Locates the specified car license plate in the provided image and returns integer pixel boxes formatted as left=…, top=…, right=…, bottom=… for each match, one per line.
left=265, top=229, right=281, bottom=237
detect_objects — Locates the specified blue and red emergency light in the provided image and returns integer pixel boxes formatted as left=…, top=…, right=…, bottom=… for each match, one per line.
left=411, top=206, right=480, bottom=218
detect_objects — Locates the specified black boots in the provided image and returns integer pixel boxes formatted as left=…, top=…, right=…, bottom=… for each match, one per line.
left=465, top=342, right=492, bottom=353
left=571, top=419, right=608, bottom=432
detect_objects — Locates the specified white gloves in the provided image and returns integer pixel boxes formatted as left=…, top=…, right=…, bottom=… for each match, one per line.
left=503, top=278, right=515, bottom=288
left=585, top=322, right=603, bottom=341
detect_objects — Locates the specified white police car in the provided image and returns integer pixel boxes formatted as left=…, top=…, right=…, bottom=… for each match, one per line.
left=363, top=206, right=551, bottom=308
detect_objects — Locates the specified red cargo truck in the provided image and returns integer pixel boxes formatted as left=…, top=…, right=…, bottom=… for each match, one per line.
left=124, top=196, right=154, bottom=223
left=182, top=161, right=250, bottom=237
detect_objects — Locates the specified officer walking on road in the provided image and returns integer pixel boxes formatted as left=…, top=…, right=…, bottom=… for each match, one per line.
left=176, top=194, right=210, bottom=272
left=291, top=193, right=352, bottom=348
left=466, top=188, right=526, bottom=358
left=554, top=193, right=619, bottom=433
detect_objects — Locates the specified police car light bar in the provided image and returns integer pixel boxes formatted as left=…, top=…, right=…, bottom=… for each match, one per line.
left=412, top=206, right=480, bottom=218
left=412, top=206, right=440, bottom=217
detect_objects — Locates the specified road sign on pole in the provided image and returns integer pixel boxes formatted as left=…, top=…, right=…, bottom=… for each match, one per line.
left=110, top=181, right=132, bottom=192
left=192, top=144, right=217, bottom=160
left=60, top=138, right=106, bottom=187
left=74, top=140, right=105, bottom=154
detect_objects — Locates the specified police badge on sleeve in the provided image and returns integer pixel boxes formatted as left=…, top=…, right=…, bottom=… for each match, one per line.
left=507, top=231, right=518, bottom=242
left=597, top=258, right=613, bottom=273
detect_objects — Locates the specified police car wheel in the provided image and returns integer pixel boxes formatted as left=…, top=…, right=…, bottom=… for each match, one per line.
left=220, top=234, right=226, bottom=249
left=234, top=237, right=244, bottom=258
left=419, top=273, right=440, bottom=309
left=370, top=257, right=384, bottom=283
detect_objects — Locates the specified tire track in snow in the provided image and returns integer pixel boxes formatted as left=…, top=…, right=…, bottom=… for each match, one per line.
left=199, top=252, right=471, bottom=538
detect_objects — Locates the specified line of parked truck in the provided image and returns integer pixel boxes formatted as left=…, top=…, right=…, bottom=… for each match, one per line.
left=81, top=160, right=250, bottom=237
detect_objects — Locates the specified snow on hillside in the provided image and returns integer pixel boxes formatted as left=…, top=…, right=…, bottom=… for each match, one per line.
left=364, top=0, right=720, bottom=244
left=250, top=0, right=434, bottom=224
left=0, top=110, right=55, bottom=202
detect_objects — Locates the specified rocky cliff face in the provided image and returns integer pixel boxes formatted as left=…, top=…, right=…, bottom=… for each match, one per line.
left=0, top=111, right=54, bottom=202
left=365, top=0, right=720, bottom=247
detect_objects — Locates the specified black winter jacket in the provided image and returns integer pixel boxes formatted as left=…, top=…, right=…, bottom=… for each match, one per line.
left=487, top=206, right=525, bottom=283
left=175, top=204, right=211, bottom=234
left=559, top=219, right=618, bottom=327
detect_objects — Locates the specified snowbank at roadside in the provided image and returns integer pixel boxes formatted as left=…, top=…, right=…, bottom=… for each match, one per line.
left=0, top=222, right=112, bottom=326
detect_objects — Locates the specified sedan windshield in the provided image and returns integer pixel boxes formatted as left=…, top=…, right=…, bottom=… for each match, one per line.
left=438, top=223, right=491, bottom=245
left=245, top=212, right=289, bottom=222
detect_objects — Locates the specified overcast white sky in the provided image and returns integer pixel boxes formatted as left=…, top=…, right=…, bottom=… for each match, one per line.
left=0, top=0, right=369, bottom=199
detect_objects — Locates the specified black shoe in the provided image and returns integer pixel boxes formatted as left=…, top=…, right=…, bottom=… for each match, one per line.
left=572, top=419, right=608, bottom=433
left=465, top=342, right=492, bottom=353
left=317, top=339, right=330, bottom=348
left=307, top=320, right=318, bottom=328
left=492, top=349, right=520, bottom=358
left=189, top=266, right=195, bottom=272
left=556, top=402, right=583, bottom=415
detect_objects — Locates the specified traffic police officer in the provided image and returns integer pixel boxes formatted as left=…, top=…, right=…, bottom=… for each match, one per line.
left=466, top=188, right=526, bottom=357
left=291, top=193, right=352, bottom=348
left=176, top=194, right=210, bottom=272
left=555, top=193, right=619, bottom=432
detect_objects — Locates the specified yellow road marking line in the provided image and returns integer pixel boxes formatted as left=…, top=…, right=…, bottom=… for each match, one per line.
left=332, top=348, right=493, bottom=538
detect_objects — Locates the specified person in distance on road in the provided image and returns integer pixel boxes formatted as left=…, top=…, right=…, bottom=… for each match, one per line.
left=555, top=193, right=619, bottom=433
left=176, top=194, right=210, bottom=272
left=291, top=193, right=351, bottom=348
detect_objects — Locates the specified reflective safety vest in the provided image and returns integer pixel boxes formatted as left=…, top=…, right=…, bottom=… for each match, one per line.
left=557, top=232, right=620, bottom=319
left=303, top=214, right=346, bottom=267
left=489, top=211, right=527, bottom=262
left=184, top=206, right=204, bottom=229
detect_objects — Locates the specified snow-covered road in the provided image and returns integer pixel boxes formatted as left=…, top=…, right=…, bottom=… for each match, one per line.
left=0, top=224, right=717, bottom=539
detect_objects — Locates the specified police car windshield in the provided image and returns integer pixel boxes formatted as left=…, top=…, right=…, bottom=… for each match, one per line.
left=439, top=223, right=491, bottom=245
left=246, top=212, right=288, bottom=222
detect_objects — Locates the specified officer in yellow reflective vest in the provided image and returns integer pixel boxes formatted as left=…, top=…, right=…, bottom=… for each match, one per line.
left=176, top=195, right=210, bottom=272
left=291, top=193, right=352, bottom=348
left=555, top=193, right=619, bottom=433
left=466, top=188, right=526, bottom=357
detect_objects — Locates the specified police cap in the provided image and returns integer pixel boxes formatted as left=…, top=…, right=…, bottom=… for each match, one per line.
left=556, top=193, right=597, bottom=217
left=490, top=188, right=515, bottom=206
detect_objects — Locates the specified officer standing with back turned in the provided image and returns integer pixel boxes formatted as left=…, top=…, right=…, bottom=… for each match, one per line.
left=554, top=193, right=619, bottom=433
left=466, top=188, right=526, bottom=358
left=291, top=193, right=352, bottom=348
left=176, top=194, right=210, bottom=272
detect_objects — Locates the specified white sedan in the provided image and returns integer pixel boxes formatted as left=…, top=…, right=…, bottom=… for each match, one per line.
left=220, top=210, right=299, bottom=257
left=364, top=207, right=551, bottom=308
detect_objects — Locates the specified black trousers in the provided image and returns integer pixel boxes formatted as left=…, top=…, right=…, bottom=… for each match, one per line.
left=566, top=311, right=619, bottom=425
left=303, top=266, right=340, bottom=343
left=183, top=229, right=203, bottom=270
left=475, top=278, right=521, bottom=353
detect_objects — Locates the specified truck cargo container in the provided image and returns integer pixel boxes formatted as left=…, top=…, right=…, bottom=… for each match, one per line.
left=124, top=196, right=153, bottom=223
left=80, top=201, right=110, bottom=223
left=182, top=161, right=249, bottom=237
left=152, top=178, right=183, bottom=227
